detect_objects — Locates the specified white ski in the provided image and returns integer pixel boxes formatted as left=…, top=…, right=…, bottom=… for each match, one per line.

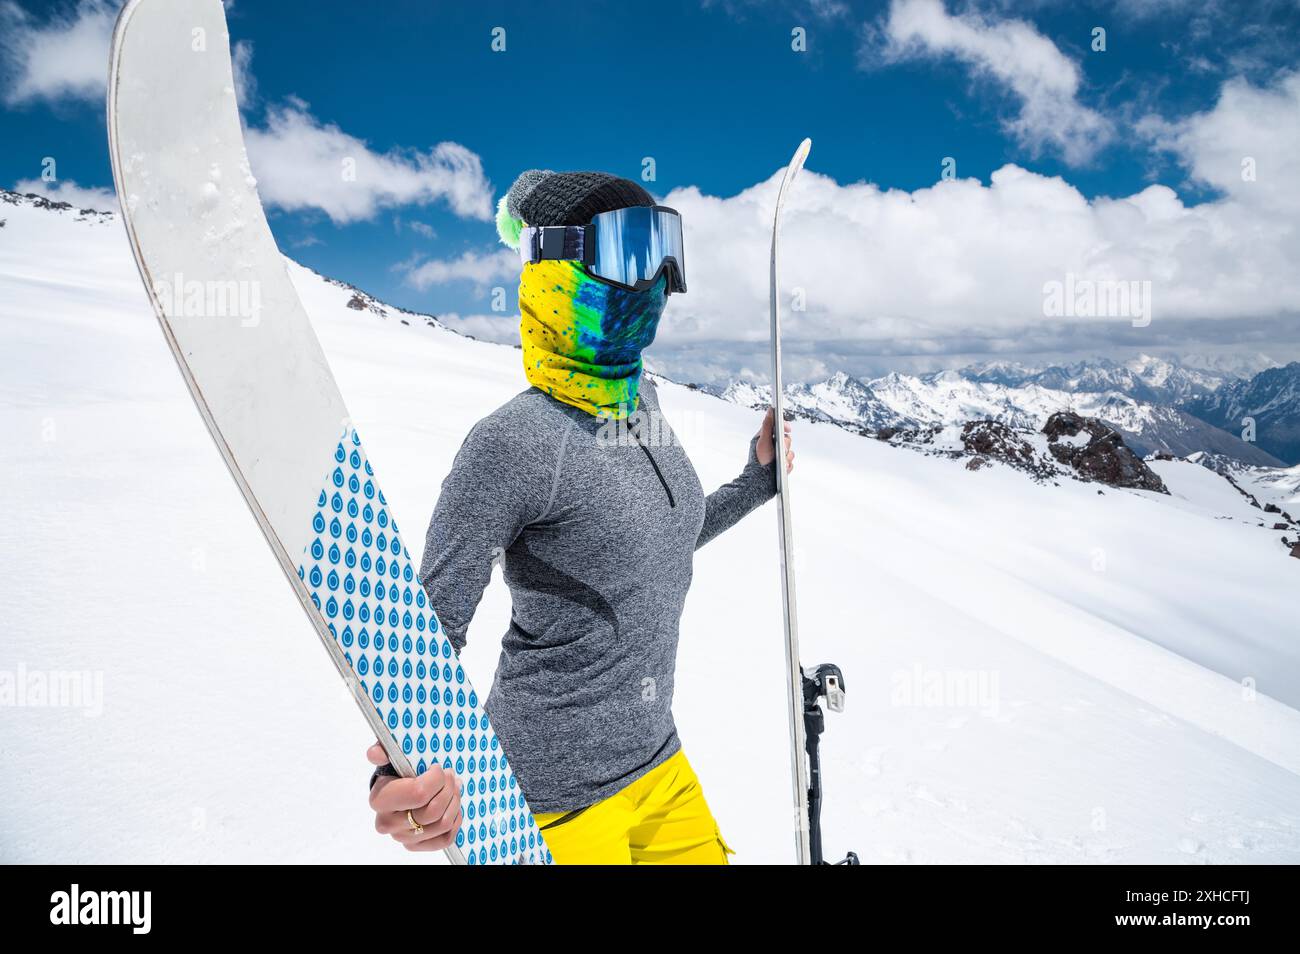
left=107, top=0, right=551, bottom=864
left=769, top=138, right=812, bottom=865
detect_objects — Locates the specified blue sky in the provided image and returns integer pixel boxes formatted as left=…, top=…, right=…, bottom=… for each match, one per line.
left=3, top=0, right=1299, bottom=381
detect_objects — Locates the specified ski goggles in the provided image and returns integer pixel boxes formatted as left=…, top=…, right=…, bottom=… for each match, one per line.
left=518, top=205, right=686, bottom=294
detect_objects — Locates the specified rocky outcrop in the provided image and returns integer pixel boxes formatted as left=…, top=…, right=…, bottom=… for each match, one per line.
left=1, top=189, right=114, bottom=222
left=880, top=414, right=1170, bottom=492
left=1043, top=412, right=1168, bottom=494
left=345, top=292, right=379, bottom=314
left=961, top=420, right=1058, bottom=480
left=876, top=424, right=942, bottom=445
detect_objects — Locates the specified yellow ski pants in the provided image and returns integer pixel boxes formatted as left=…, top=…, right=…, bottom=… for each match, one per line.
left=533, top=750, right=735, bottom=865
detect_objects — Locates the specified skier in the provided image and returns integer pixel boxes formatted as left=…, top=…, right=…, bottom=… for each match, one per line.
left=365, top=171, right=793, bottom=864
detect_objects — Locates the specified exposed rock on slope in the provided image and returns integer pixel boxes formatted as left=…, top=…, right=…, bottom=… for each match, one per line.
left=1044, top=412, right=1168, bottom=493
left=882, top=414, right=1170, bottom=493
left=960, top=420, right=1058, bottom=480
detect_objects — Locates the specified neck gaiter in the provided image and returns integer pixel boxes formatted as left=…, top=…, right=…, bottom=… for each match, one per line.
left=518, top=259, right=666, bottom=419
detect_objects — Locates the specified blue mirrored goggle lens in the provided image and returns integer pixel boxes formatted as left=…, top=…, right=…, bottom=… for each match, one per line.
left=590, top=207, right=685, bottom=291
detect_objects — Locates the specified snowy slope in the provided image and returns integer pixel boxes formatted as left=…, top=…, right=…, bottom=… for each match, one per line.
left=3, top=193, right=1300, bottom=864
left=1186, top=453, right=1300, bottom=517
left=1237, top=464, right=1300, bottom=514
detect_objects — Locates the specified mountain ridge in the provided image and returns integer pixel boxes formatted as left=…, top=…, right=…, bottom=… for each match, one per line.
left=1184, top=362, right=1300, bottom=467
left=721, top=359, right=1291, bottom=467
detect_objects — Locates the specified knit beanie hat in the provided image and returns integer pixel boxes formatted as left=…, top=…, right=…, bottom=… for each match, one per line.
left=496, top=170, right=654, bottom=248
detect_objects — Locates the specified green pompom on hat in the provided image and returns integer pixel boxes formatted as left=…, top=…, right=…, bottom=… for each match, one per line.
left=496, top=195, right=525, bottom=250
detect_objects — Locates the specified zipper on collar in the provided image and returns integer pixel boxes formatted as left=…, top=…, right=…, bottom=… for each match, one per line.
left=633, top=430, right=675, bottom=508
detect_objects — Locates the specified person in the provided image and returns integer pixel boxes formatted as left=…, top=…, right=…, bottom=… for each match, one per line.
left=366, top=170, right=793, bottom=864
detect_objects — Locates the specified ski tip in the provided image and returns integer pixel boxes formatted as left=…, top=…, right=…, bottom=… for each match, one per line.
left=788, top=138, right=812, bottom=180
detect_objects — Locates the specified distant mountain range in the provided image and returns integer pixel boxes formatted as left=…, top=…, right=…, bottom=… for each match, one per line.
left=1184, top=362, right=1300, bottom=467
left=718, top=355, right=1300, bottom=467
left=958, top=354, right=1230, bottom=405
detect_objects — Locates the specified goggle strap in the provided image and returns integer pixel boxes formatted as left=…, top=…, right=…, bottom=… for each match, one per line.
left=521, top=225, right=587, bottom=265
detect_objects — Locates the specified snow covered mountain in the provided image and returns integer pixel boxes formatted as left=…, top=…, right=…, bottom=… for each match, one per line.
left=3, top=189, right=1300, bottom=864
left=1184, top=363, right=1300, bottom=467
left=721, top=371, right=909, bottom=433
left=962, top=354, right=1233, bottom=405
left=1178, top=352, right=1284, bottom=381
left=723, top=366, right=1282, bottom=466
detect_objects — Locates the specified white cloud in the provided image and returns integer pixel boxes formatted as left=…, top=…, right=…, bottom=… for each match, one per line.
left=0, top=0, right=116, bottom=106
left=808, top=0, right=850, bottom=19
left=401, top=248, right=518, bottom=292
left=703, top=0, right=849, bottom=20
left=12, top=176, right=118, bottom=211
left=1140, top=72, right=1300, bottom=214
left=1112, top=0, right=1216, bottom=18
left=231, top=39, right=257, bottom=109
left=651, top=72, right=1300, bottom=377
left=243, top=98, right=493, bottom=224
left=866, top=0, right=1112, bottom=165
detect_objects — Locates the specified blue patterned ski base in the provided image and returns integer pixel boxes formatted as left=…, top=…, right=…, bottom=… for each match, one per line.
left=297, top=430, right=553, bottom=865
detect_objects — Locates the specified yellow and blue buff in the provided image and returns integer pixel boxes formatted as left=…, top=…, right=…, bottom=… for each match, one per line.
left=518, top=260, right=666, bottom=419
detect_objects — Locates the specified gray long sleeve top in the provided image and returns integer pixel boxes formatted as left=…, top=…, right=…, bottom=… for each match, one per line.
left=419, top=379, right=776, bottom=813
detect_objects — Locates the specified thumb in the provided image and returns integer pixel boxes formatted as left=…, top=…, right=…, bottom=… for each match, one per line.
left=366, top=741, right=390, bottom=766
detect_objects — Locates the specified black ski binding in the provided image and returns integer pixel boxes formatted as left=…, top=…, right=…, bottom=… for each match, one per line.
left=803, top=663, right=860, bottom=865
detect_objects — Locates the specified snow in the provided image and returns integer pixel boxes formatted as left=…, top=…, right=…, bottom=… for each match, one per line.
left=1186, top=453, right=1300, bottom=515
left=1055, top=430, right=1091, bottom=449
left=3, top=193, right=1300, bottom=864
left=1240, top=464, right=1300, bottom=513
left=1151, top=459, right=1280, bottom=524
